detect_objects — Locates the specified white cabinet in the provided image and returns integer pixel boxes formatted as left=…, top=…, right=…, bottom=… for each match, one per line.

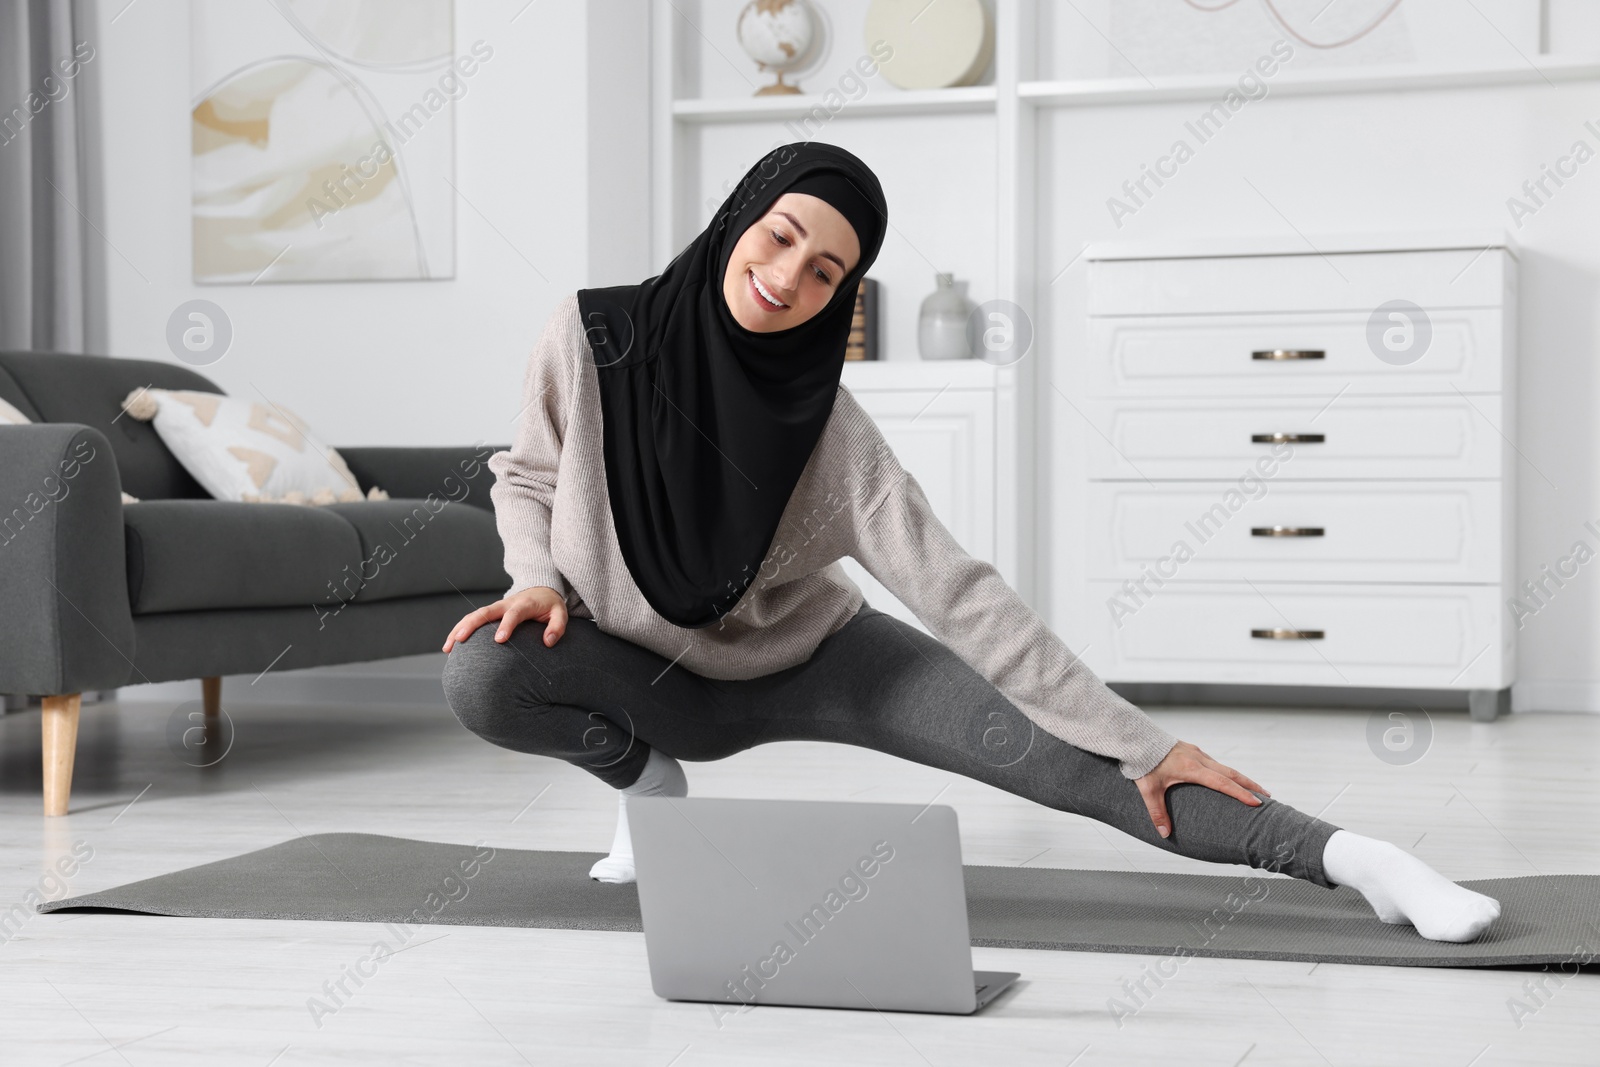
left=1077, top=233, right=1518, bottom=720
left=836, top=361, right=998, bottom=635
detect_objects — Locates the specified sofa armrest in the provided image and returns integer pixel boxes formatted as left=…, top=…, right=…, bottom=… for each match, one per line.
left=337, top=442, right=508, bottom=513
left=0, top=424, right=135, bottom=694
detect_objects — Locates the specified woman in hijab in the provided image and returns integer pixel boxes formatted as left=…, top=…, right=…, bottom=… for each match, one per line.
left=441, top=142, right=1500, bottom=944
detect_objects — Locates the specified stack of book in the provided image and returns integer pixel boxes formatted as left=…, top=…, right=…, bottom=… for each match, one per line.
left=844, top=277, right=878, bottom=361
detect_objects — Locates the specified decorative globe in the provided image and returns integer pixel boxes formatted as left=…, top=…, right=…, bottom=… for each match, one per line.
left=736, top=0, right=816, bottom=96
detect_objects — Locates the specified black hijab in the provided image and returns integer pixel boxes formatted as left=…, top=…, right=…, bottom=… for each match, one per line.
left=576, top=141, right=888, bottom=629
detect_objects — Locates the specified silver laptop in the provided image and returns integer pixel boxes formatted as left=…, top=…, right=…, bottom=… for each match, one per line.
left=628, top=796, right=1019, bottom=1015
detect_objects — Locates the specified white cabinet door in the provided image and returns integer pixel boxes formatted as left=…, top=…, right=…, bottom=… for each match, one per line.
left=1083, top=310, right=1506, bottom=397
left=1084, top=581, right=1510, bottom=689
left=1081, top=396, right=1505, bottom=480
left=1085, top=481, right=1504, bottom=584
left=837, top=386, right=996, bottom=633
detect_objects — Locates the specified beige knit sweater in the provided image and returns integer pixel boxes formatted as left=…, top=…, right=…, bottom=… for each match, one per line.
left=487, top=292, right=1179, bottom=780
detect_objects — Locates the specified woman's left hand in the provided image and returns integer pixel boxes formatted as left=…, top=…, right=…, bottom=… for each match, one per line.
left=1134, top=740, right=1271, bottom=839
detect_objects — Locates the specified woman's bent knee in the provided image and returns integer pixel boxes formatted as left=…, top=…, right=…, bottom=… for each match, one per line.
left=442, top=625, right=538, bottom=738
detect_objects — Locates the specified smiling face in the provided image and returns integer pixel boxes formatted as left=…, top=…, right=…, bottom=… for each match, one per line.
left=721, top=192, right=862, bottom=332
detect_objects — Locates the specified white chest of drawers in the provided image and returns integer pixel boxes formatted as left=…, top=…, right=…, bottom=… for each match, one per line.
left=1077, top=232, right=1518, bottom=720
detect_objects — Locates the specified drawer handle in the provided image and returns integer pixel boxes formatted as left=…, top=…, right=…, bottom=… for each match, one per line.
left=1252, top=349, right=1326, bottom=361
left=1251, top=628, right=1325, bottom=640
left=1251, top=432, right=1325, bottom=444
left=1251, top=526, right=1325, bottom=538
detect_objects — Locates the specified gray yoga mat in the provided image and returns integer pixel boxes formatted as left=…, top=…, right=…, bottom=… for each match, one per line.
left=39, top=832, right=1600, bottom=968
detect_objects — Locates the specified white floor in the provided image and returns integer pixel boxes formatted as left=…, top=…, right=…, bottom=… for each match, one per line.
left=1, top=693, right=1596, bottom=1066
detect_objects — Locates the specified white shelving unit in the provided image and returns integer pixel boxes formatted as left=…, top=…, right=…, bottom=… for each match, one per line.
left=649, top=0, right=1040, bottom=613
left=649, top=0, right=1600, bottom=643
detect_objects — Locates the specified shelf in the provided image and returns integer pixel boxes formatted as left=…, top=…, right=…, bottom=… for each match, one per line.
left=1020, top=55, right=1600, bottom=108
left=1086, top=228, right=1521, bottom=262
left=671, top=85, right=996, bottom=124
left=841, top=358, right=1000, bottom=392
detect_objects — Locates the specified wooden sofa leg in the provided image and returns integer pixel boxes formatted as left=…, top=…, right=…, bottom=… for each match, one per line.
left=42, top=694, right=81, bottom=817
left=202, top=676, right=221, bottom=720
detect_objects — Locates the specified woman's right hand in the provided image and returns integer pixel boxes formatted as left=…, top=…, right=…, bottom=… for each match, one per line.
left=441, top=586, right=568, bottom=653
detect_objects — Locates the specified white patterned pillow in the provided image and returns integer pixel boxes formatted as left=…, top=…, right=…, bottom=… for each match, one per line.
left=1, top=396, right=140, bottom=503
left=120, top=387, right=388, bottom=506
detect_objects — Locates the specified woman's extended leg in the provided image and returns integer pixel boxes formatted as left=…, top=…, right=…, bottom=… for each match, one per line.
left=762, top=605, right=1499, bottom=941
left=722, top=605, right=1345, bottom=888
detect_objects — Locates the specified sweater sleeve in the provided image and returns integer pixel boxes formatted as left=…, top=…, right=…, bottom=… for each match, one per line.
left=849, top=430, right=1180, bottom=781
left=487, top=294, right=579, bottom=599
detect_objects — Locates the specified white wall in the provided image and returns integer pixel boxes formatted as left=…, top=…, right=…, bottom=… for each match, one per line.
left=92, top=0, right=646, bottom=451
left=1038, top=74, right=1600, bottom=713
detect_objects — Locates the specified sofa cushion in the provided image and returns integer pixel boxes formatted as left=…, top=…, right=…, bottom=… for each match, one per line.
left=320, top=498, right=509, bottom=604
left=124, top=500, right=364, bottom=614
left=119, top=387, right=389, bottom=506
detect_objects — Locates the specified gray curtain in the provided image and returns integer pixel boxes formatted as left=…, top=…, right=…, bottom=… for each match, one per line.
left=0, top=0, right=104, bottom=354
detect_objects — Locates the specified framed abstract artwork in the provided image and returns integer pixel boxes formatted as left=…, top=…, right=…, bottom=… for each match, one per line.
left=190, top=0, right=460, bottom=283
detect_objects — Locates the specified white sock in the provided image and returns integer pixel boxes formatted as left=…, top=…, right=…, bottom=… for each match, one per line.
left=588, top=748, right=687, bottom=884
left=1320, top=829, right=1502, bottom=943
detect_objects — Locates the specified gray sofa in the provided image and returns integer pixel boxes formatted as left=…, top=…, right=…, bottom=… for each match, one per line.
left=0, top=351, right=511, bottom=815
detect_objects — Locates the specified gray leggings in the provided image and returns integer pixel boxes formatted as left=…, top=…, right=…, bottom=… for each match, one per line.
left=442, top=602, right=1341, bottom=888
